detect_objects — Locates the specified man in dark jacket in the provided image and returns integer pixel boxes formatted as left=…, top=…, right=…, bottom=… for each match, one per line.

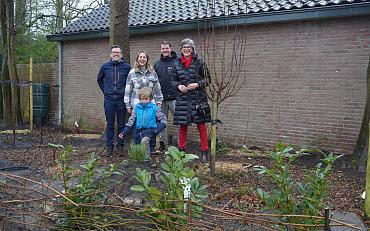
left=154, top=41, right=178, bottom=151
left=97, top=45, right=131, bottom=157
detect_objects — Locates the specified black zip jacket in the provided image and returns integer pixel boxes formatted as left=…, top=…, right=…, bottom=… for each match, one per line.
left=170, top=54, right=212, bottom=125
left=154, top=51, right=178, bottom=101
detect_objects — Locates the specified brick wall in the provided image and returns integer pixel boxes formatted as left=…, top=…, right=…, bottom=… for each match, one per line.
left=60, top=15, right=370, bottom=154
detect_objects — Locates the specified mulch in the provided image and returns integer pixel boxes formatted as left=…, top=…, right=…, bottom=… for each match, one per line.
left=0, top=126, right=367, bottom=227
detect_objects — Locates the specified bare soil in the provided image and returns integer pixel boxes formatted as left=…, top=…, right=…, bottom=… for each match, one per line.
left=0, top=127, right=367, bottom=228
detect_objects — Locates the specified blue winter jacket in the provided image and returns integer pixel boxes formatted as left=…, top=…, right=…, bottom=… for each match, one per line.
left=122, top=102, right=166, bottom=135
left=97, top=58, right=131, bottom=99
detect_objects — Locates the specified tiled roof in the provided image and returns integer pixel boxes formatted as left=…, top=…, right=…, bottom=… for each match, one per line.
left=57, top=0, right=369, bottom=35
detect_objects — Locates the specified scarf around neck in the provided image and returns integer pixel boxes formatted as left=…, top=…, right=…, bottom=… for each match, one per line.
left=181, top=55, right=192, bottom=69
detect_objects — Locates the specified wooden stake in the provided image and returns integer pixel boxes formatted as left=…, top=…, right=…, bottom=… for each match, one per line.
left=324, top=207, right=331, bottom=231
left=29, top=57, right=33, bottom=133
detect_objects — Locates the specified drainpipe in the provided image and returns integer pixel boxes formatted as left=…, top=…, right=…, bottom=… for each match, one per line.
left=57, top=42, right=63, bottom=126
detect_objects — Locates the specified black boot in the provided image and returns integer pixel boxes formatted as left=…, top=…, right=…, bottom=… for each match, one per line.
left=105, top=146, right=113, bottom=157
left=117, top=144, right=124, bottom=157
left=201, top=151, right=208, bottom=163
left=159, top=141, right=166, bottom=152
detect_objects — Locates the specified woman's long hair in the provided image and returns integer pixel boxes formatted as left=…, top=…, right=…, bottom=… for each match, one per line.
left=134, top=50, right=154, bottom=71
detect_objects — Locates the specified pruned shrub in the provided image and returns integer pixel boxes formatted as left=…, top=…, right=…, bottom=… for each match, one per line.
left=255, top=143, right=341, bottom=229
left=131, top=146, right=208, bottom=228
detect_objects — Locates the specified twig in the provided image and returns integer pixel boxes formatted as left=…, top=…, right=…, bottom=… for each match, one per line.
left=0, top=173, right=78, bottom=206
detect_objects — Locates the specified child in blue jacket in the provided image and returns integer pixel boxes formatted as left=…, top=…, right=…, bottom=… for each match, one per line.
left=119, top=87, right=166, bottom=163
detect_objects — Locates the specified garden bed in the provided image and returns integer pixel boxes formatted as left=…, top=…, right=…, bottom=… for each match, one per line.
left=0, top=127, right=366, bottom=230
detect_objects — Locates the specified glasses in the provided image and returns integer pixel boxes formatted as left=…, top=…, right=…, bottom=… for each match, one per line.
left=182, top=46, right=192, bottom=49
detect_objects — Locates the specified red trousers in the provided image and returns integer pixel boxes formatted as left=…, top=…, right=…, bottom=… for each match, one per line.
left=178, top=123, right=208, bottom=151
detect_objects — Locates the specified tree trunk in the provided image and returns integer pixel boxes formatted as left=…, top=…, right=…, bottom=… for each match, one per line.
left=15, top=0, right=26, bottom=34
left=5, top=0, right=21, bottom=127
left=1, top=0, right=12, bottom=125
left=109, top=0, right=130, bottom=63
left=10, top=0, right=22, bottom=125
left=1, top=53, right=12, bottom=124
left=55, top=0, right=63, bottom=30
left=16, top=73, right=23, bottom=125
left=353, top=57, right=370, bottom=172
left=209, top=98, right=218, bottom=176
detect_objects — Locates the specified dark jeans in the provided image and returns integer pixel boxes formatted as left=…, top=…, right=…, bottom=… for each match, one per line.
left=133, top=128, right=156, bottom=153
left=104, top=98, right=125, bottom=147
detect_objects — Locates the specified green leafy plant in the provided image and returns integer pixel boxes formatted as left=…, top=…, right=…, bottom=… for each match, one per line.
left=129, top=143, right=147, bottom=163
left=53, top=144, right=74, bottom=189
left=53, top=144, right=122, bottom=229
left=131, top=146, right=208, bottom=228
left=255, top=143, right=342, bottom=229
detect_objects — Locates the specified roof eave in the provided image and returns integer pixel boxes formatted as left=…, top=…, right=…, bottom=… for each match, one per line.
left=46, top=30, right=109, bottom=42
left=46, top=2, right=370, bottom=42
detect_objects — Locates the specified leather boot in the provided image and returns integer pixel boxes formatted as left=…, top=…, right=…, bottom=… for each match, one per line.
left=201, top=151, right=208, bottom=163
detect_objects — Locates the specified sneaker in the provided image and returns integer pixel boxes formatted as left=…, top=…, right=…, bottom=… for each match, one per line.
left=116, top=144, right=124, bottom=157
left=158, top=141, right=166, bottom=152
left=105, top=146, right=113, bottom=157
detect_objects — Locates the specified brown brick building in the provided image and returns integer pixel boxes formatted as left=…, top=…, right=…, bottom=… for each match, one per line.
left=47, top=0, right=370, bottom=154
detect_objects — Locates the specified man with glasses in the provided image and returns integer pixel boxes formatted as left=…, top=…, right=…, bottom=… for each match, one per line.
left=97, top=45, right=131, bottom=157
left=154, top=41, right=178, bottom=152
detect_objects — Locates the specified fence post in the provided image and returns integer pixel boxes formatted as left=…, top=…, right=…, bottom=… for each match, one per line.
left=29, top=57, right=33, bottom=133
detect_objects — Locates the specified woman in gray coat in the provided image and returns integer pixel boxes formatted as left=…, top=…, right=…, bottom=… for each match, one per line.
left=124, top=50, right=163, bottom=113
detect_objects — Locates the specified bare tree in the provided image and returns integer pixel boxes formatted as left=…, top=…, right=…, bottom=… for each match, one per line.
left=1, top=0, right=103, bottom=126
left=55, top=0, right=64, bottom=29
left=1, top=0, right=12, bottom=124
left=16, top=0, right=102, bottom=34
left=4, top=0, right=22, bottom=126
left=109, top=0, right=130, bottom=63
left=15, top=0, right=27, bottom=33
left=198, top=22, right=247, bottom=175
